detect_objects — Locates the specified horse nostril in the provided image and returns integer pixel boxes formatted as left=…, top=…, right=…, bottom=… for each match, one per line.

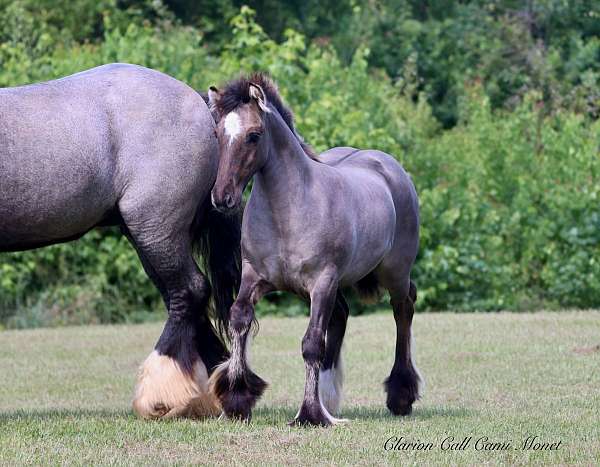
left=224, top=193, right=235, bottom=209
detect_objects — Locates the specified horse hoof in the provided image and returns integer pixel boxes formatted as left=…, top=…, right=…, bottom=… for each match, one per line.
left=386, top=386, right=416, bottom=416
left=288, top=416, right=331, bottom=427
left=208, top=359, right=267, bottom=422
left=289, top=404, right=349, bottom=427
left=132, top=350, right=220, bottom=420
left=387, top=399, right=413, bottom=416
left=223, top=411, right=252, bottom=423
left=384, top=369, right=420, bottom=417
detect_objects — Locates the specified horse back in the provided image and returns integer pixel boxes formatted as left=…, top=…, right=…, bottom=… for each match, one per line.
left=0, top=64, right=214, bottom=250
left=319, top=147, right=418, bottom=211
left=317, top=147, right=419, bottom=278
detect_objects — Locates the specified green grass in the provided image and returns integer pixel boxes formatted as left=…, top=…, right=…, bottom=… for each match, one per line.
left=1, top=311, right=599, bottom=466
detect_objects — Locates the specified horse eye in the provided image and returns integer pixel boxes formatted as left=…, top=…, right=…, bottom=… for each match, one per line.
left=246, top=132, right=261, bottom=144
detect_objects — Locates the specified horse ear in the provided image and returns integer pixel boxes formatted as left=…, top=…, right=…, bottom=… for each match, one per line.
left=249, top=83, right=271, bottom=113
left=208, top=86, right=220, bottom=105
left=207, top=86, right=221, bottom=120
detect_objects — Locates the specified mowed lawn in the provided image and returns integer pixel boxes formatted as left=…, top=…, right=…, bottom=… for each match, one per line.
left=0, top=312, right=599, bottom=466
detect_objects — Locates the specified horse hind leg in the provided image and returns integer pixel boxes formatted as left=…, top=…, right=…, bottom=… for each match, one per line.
left=126, top=227, right=224, bottom=420
left=383, top=277, right=422, bottom=416
left=319, top=292, right=349, bottom=416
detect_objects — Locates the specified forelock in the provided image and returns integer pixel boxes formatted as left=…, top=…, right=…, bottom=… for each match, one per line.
left=216, top=73, right=294, bottom=130
left=215, top=72, right=319, bottom=160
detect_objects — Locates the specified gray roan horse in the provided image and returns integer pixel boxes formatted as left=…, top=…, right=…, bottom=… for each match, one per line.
left=0, top=64, right=240, bottom=419
left=207, top=74, right=421, bottom=426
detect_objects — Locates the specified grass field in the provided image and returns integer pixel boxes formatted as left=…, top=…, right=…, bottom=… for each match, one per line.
left=0, top=311, right=599, bottom=466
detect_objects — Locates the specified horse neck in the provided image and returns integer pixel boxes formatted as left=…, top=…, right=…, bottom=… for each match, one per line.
left=254, top=112, right=316, bottom=206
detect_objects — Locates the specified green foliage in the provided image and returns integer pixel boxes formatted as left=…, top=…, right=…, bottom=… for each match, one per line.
left=0, top=230, right=164, bottom=327
left=414, top=88, right=600, bottom=310
left=0, top=3, right=598, bottom=326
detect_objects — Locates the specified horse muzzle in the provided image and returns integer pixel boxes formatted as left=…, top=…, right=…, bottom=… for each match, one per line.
left=211, top=188, right=238, bottom=213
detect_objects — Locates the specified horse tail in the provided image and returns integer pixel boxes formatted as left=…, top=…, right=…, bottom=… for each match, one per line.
left=192, top=198, right=242, bottom=342
left=355, top=275, right=416, bottom=305
left=354, top=272, right=382, bottom=304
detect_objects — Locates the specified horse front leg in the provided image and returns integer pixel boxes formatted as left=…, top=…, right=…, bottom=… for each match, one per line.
left=291, top=268, right=347, bottom=427
left=209, top=263, right=272, bottom=421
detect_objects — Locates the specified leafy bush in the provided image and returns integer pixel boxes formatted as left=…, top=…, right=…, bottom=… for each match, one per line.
left=0, top=5, right=598, bottom=327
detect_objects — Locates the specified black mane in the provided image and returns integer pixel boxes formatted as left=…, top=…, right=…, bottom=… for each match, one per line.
left=215, top=73, right=318, bottom=160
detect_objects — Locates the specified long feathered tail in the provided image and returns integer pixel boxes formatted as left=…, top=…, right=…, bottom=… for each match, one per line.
left=193, top=198, right=242, bottom=342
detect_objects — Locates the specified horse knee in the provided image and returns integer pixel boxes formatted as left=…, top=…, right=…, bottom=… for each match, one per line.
left=229, top=300, right=253, bottom=334
left=302, top=328, right=325, bottom=365
left=391, top=287, right=415, bottom=322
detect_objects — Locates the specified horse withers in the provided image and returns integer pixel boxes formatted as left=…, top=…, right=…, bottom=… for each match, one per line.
left=207, top=74, right=422, bottom=426
left=0, top=64, right=239, bottom=419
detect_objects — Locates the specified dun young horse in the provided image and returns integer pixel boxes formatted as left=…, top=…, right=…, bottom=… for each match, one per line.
left=207, top=74, right=421, bottom=426
left=0, top=64, right=239, bottom=419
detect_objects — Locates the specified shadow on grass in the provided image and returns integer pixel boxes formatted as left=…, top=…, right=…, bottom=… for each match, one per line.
left=252, top=404, right=474, bottom=425
left=0, top=405, right=473, bottom=425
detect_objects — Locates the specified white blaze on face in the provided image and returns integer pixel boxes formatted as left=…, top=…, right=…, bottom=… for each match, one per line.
left=223, top=111, right=242, bottom=144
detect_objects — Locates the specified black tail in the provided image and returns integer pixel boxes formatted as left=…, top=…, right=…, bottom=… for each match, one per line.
left=193, top=199, right=242, bottom=342
left=354, top=271, right=382, bottom=304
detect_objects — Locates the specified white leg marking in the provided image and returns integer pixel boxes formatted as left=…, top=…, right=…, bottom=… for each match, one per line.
left=318, top=395, right=349, bottom=425
left=229, top=330, right=244, bottom=380
left=294, top=361, right=348, bottom=426
left=245, top=332, right=253, bottom=365
left=229, top=330, right=252, bottom=381
left=319, top=354, right=344, bottom=415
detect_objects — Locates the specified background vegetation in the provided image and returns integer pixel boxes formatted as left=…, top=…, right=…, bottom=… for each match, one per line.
left=0, top=0, right=598, bottom=327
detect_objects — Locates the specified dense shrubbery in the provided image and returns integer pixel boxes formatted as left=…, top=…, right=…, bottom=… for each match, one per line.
left=0, top=2, right=598, bottom=327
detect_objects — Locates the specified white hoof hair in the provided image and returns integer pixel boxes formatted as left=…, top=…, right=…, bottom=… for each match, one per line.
left=318, top=357, right=344, bottom=416
left=132, top=350, right=220, bottom=419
